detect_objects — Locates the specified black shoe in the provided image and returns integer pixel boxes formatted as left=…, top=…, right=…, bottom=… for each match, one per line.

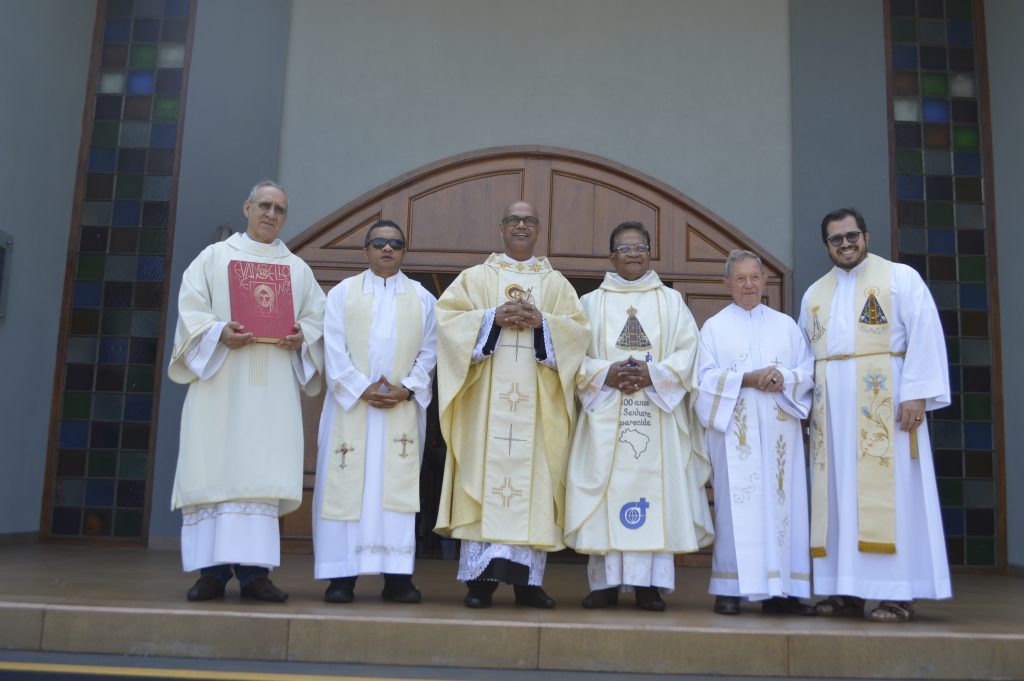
left=324, top=577, right=355, bottom=604
left=762, top=596, right=817, bottom=616
left=634, top=586, right=665, bottom=612
left=381, top=575, right=421, bottom=603
left=240, top=576, right=288, bottom=602
left=514, top=585, right=556, bottom=609
left=186, top=575, right=225, bottom=601
left=581, top=587, right=619, bottom=608
left=714, top=595, right=741, bottom=615
left=464, top=580, right=496, bottom=609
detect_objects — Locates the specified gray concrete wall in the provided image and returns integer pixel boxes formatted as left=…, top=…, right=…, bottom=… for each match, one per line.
left=0, top=1, right=96, bottom=534
left=789, top=0, right=891, bottom=303
left=985, top=0, right=1024, bottom=570
left=276, top=0, right=794, bottom=265
left=148, top=0, right=292, bottom=543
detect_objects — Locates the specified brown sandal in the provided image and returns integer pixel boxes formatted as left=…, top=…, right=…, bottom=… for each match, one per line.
left=868, top=600, right=916, bottom=622
left=815, top=595, right=865, bottom=617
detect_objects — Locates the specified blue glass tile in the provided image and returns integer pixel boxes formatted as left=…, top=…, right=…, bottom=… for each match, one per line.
left=941, top=507, right=964, bottom=535
left=98, top=338, right=129, bottom=364
left=112, top=201, right=141, bottom=226
left=124, top=395, right=153, bottom=422
left=922, top=99, right=950, bottom=124
left=930, top=420, right=962, bottom=448
left=964, top=423, right=993, bottom=450
left=960, top=283, right=988, bottom=310
left=73, top=282, right=103, bottom=308
left=136, top=256, right=165, bottom=282
left=155, top=69, right=183, bottom=94
left=947, top=21, right=974, bottom=47
left=133, top=18, right=161, bottom=42
left=950, top=369, right=961, bottom=393
left=88, top=149, right=117, bottom=173
left=59, top=422, right=89, bottom=449
left=954, top=151, right=982, bottom=177
left=899, top=227, right=927, bottom=253
left=85, top=480, right=116, bottom=507
left=105, top=17, right=132, bottom=43
left=164, top=0, right=190, bottom=16
left=892, top=44, right=918, bottom=69
left=134, top=0, right=162, bottom=16
left=927, top=228, right=956, bottom=254
left=126, top=71, right=154, bottom=95
left=150, top=123, right=177, bottom=148
left=896, top=175, right=924, bottom=201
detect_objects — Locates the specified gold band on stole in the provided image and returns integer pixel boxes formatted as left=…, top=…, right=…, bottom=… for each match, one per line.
left=322, top=273, right=423, bottom=521
left=806, top=254, right=898, bottom=555
left=481, top=269, right=543, bottom=542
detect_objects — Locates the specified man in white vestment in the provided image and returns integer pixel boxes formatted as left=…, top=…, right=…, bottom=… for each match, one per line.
left=565, top=221, right=713, bottom=612
left=696, top=250, right=816, bottom=616
left=313, top=220, right=437, bottom=604
left=434, top=200, right=590, bottom=609
left=800, top=207, right=951, bottom=622
left=169, top=181, right=325, bottom=602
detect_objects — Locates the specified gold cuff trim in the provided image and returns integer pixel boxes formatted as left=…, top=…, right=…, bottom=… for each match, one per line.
left=858, top=541, right=897, bottom=554
left=811, top=546, right=827, bottom=558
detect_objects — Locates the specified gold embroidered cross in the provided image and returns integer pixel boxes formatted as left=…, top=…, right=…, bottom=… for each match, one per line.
left=491, top=477, right=523, bottom=508
left=500, top=330, right=533, bottom=362
left=498, top=382, right=530, bottom=412
left=493, top=424, right=528, bottom=456
left=528, top=262, right=543, bottom=272
left=393, top=433, right=415, bottom=459
left=335, top=442, right=353, bottom=469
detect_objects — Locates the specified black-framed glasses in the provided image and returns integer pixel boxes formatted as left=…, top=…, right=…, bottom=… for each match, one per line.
left=501, top=215, right=539, bottom=227
left=367, top=237, right=406, bottom=250
left=827, top=231, right=862, bottom=247
left=613, top=243, right=651, bottom=255
left=254, top=201, right=288, bottom=216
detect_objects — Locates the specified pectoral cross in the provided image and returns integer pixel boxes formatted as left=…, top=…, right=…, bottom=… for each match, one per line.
left=491, top=477, right=523, bottom=508
left=771, top=356, right=783, bottom=369
left=498, top=382, right=530, bottom=412
left=493, top=424, right=528, bottom=456
left=500, top=330, right=533, bottom=362
left=393, top=433, right=414, bottom=459
left=334, top=442, right=353, bottom=469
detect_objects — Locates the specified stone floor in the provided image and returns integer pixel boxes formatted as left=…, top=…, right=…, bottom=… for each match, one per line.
left=0, top=544, right=1021, bottom=679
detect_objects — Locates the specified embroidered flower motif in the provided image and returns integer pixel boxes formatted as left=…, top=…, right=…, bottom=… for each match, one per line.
left=863, top=372, right=887, bottom=395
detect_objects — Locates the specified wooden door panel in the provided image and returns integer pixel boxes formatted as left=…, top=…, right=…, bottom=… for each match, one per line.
left=409, top=171, right=524, bottom=253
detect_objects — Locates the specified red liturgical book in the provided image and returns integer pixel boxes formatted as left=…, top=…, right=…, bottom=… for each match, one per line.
left=228, top=260, right=296, bottom=342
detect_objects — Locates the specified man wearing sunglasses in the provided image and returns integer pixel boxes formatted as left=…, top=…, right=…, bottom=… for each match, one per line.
left=169, top=180, right=326, bottom=602
left=313, top=219, right=437, bottom=605
left=565, top=221, right=713, bottom=612
left=799, top=207, right=951, bottom=622
left=435, top=201, right=590, bottom=609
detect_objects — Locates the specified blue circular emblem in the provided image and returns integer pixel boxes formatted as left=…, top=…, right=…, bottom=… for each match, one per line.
left=619, top=497, right=650, bottom=530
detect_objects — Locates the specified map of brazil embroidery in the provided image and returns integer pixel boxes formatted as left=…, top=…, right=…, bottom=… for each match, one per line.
left=618, top=428, right=650, bottom=459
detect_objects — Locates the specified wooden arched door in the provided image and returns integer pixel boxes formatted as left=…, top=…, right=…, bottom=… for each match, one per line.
left=283, top=145, right=791, bottom=554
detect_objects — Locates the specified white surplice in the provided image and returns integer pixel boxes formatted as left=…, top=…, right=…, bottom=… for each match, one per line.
left=313, top=270, right=437, bottom=579
left=696, top=303, right=813, bottom=600
left=798, top=259, right=952, bottom=600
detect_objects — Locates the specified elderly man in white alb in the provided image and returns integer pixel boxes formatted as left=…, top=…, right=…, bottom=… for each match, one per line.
left=800, top=207, right=951, bottom=622
left=696, top=249, right=815, bottom=616
left=169, top=181, right=325, bottom=602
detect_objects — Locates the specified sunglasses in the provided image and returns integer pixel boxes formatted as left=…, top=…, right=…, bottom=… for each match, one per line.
left=826, top=231, right=863, bottom=247
left=501, top=215, right=540, bottom=227
left=367, top=237, right=406, bottom=250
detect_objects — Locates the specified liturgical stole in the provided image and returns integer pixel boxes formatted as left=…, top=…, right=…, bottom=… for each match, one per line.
left=805, top=254, right=902, bottom=555
left=322, top=273, right=422, bottom=521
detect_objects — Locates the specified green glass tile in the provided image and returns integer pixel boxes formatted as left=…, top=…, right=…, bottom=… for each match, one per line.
left=76, top=254, right=105, bottom=280
left=917, top=20, right=947, bottom=45
left=119, top=451, right=149, bottom=480
left=152, top=96, right=179, bottom=122
left=101, top=309, right=132, bottom=335
left=115, top=175, right=144, bottom=200
left=126, top=365, right=154, bottom=393
left=966, top=538, right=995, bottom=566
left=891, top=17, right=916, bottom=42
left=92, top=122, right=120, bottom=148
left=963, top=394, right=992, bottom=421
left=88, top=451, right=118, bottom=477
left=927, top=202, right=955, bottom=227
left=959, top=256, right=986, bottom=281
left=62, top=393, right=92, bottom=419
left=965, top=480, right=996, bottom=508
left=895, top=149, right=922, bottom=174
left=956, top=204, right=985, bottom=229
left=114, top=509, right=144, bottom=538
left=67, top=336, right=98, bottom=363
left=946, top=0, right=973, bottom=21
left=56, top=479, right=85, bottom=506
left=128, top=44, right=157, bottom=69
left=946, top=337, right=960, bottom=363
left=938, top=478, right=963, bottom=506
left=92, top=394, right=123, bottom=420
left=107, top=0, right=134, bottom=17
left=920, top=72, right=948, bottom=97
left=954, top=125, right=980, bottom=150
left=960, top=338, right=991, bottom=365
left=138, top=229, right=167, bottom=255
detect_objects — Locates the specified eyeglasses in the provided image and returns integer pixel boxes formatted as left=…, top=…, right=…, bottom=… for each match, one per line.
left=826, top=231, right=863, bottom=247
left=367, top=237, right=406, bottom=250
left=253, top=201, right=288, bottom=216
left=613, top=243, right=651, bottom=255
left=501, top=215, right=539, bottom=228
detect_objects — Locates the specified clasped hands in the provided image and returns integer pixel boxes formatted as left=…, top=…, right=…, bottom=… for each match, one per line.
left=220, top=322, right=304, bottom=351
left=360, top=377, right=412, bottom=409
left=494, top=299, right=543, bottom=330
left=605, top=356, right=651, bottom=395
left=742, top=366, right=785, bottom=393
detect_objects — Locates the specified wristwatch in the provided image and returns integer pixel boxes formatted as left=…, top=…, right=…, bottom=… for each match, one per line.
left=405, top=387, right=415, bottom=401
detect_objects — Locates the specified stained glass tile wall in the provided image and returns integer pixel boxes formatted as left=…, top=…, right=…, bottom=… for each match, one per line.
left=888, top=0, right=1001, bottom=566
left=48, top=0, right=193, bottom=540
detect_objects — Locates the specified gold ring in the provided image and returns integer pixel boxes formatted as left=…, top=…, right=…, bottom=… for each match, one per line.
left=914, top=417, right=922, bottom=421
